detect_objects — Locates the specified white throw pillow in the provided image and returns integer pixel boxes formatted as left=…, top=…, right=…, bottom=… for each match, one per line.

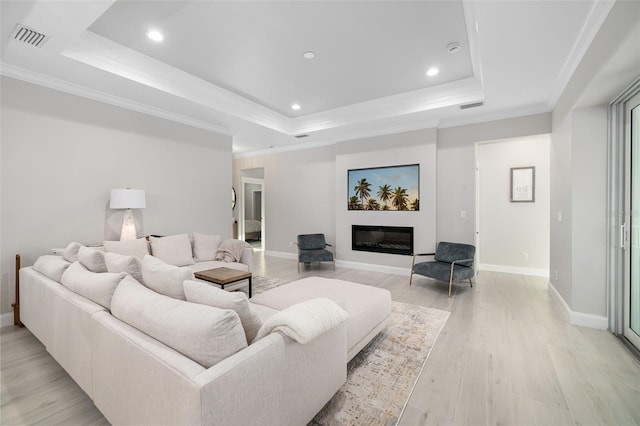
left=60, top=262, right=126, bottom=310
left=111, top=276, right=247, bottom=368
left=183, top=280, right=263, bottom=343
left=149, top=234, right=195, bottom=266
left=78, top=246, right=107, bottom=273
left=192, top=233, right=222, bottom=262
left=33, top=255, right=71, bottom=283
left=141, top=255, right=193, bottom=300
left=103, top=238, right=149, bottom=260
left=63, top=242, right=84, bottom=262
left=104, top=252, right=143, bottom=283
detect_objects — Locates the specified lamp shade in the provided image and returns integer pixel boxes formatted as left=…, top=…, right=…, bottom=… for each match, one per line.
left=110, top=188, right=146, bottom=209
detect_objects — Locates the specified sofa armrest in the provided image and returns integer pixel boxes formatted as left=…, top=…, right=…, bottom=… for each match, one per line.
left=196, top=321, right=347, bottom=426
left=240, top=246, right=254, bottom=271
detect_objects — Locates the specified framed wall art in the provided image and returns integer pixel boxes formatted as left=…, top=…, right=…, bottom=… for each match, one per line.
left=348, top=164, right=419, bottom=211
left=510, top=166, right=535, bottom=202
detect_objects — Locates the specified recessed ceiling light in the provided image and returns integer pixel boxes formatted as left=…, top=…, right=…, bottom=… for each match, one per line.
left=426, top=67, right=439, bottom=77
left=291, top=103, right=301, bottom=111
left=303, top=51, right=316, bottom=59
left=147, top=29, right=164, bottom=42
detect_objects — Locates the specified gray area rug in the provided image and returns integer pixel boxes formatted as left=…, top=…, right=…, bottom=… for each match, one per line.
left=251, top=276, right=451, bottom=426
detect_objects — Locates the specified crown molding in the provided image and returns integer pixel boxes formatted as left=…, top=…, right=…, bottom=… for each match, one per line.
left=0, top=61, right=235, bottom=136
left=546, top=0, right=615, bottom=110
left=291, top=77, right=483, bottom=134
left=232, top=138, right=336, bottom=159
left=437, top=103, right=550, bottom=129
left=62, top=31, right=291, bottom=134
left=61, top=31, right=484, bottom=137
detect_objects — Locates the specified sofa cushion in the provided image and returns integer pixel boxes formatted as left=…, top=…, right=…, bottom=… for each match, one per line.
left=192, top=232, right=222, bottom=262
left=60, top=261, right=126, bottom=310
left=150, top=234, right=195, bottom=266
left=183, top=280, right=262, bottom=343
left=78, top=246, right=107, bottom=273
left=63, top=242, right=84, bottom=262
left=103, top=238, right=149, bottom=261
left=111, top=276, right=247, bottom=368
left=33, top=255, right=71, bottom=283
left=251, top=277, right=392, bottom=357
left=105, top=252, right=143, bottom=283
left=142, top=255, right=193, bottom=300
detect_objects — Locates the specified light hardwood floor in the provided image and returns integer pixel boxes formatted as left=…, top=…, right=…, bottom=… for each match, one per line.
left=2, top=252, right=640, bottom=425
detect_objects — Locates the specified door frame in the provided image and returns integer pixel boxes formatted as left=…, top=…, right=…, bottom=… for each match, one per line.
left=240, top=177, right=265, bottom=249
left=607, top=78, right=640, bottom=344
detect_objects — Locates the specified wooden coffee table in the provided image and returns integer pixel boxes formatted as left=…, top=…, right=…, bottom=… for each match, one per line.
left=194, top=267, right=253, bottom=298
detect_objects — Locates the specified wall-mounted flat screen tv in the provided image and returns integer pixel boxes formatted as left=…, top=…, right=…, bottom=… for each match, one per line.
left=347, top=164, right=419, bottom=211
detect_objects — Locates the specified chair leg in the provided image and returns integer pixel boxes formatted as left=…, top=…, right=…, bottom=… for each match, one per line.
left=469, top=278, right=473, bottom=288
left=297, top=261, right=300, bottom=274
left=409, top=255, right=417, bottom=286
left=448, top=263, right=455, bottom=298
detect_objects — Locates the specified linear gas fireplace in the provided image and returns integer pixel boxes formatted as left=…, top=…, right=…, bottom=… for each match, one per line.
left=352, top=225, right=414, bottom=256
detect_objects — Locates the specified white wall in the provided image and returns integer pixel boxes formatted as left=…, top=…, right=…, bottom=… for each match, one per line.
left=335, top=129, right=437, bottom=270
left=234, top=145, right=337, bottom=254
left=549, top=0, right=639, bottom=327
left=437, top=114, right=552, bottom=245
left=477, top=135, right=550, bottom=275
left=0, top=77, right=232, bottom=315
left=233, top=115, right=551, bottom=273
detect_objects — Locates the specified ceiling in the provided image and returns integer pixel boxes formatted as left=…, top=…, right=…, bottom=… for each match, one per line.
left=0, top=1, right=614, bottom=156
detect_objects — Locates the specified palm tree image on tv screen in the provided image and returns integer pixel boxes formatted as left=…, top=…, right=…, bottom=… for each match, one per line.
left=347, top=164, right=419, bottom=211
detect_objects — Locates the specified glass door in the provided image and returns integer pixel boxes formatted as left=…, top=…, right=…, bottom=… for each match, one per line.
left=626, top=92, right=640, bottom=349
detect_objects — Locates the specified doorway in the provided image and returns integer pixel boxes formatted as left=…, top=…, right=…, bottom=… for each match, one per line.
left=609, top=78, right=640, bottom=352
left=475, top=135, right=550, bottom=276
left=241, top=176, right=264, bottom=250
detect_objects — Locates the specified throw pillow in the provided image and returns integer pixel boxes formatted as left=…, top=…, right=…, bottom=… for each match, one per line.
left=103, top=238, right=150, bottom=260
left=60, top=262, right=126, bottom=310
left=78, top=246, right=107, bottom=273
left=149, top=234, right=195, bottom=266
left=111, top=276, right=247, bottom=368
left=33, top=255, right=71, bottom=283
left=141, top=255, right=193, bottom=300
left=215, top=239, right=249, bottom=263
left=63, top=242, right=84, bottom=262
left=183, top=280, right=263, bottom=343
left=104, top=252, right=143, bottom=283
left=192, top=232, right=222, bottom=262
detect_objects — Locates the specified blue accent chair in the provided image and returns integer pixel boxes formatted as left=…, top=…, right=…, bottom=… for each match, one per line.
left=410, top=242, right=475, bottom=297
left=296, top=234, right=335, bottom=273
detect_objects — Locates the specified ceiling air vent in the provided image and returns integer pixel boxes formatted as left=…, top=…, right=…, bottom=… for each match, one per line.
left=294, top=134, right=309, bottom=139
left=10, top=24, right=49, bottom=48
left=460, top=102, right=484, bottom=110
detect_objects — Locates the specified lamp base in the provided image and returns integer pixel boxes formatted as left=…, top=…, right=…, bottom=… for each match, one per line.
left=120, top=209, right=138, bottom=241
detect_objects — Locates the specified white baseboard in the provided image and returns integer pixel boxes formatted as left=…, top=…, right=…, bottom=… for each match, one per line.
left=335, top=260, right=410, bottom=276
left=547, top=282, right=608, bottom=330
left=264, top=250, right=297, bottom=260
left=264, top=251, right=411, bottom=276
left=1, top=312, right=15, bottom=328
left=479, top=263, right=549, bottom=278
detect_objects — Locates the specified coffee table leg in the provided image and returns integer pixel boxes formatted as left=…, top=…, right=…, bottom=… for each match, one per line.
left=248, top=276, right=252, bottom=298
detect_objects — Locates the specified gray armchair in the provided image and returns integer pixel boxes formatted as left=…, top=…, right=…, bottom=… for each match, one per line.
left=410, top=242, right=475, bottom=297
left=295, top=234, right=335, bottom=273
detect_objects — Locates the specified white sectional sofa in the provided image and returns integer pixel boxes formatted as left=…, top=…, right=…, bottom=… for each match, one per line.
left=18, top=232, right=392, bottom=425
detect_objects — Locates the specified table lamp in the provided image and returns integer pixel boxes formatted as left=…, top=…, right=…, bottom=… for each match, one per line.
left=110, top=188, right=146, bottom=241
